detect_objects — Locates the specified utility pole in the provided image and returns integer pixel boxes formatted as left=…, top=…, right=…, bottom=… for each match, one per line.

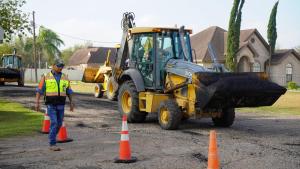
left=32, top=11, right=38, bottom=83
left=0, top=26, right=3, bottom=44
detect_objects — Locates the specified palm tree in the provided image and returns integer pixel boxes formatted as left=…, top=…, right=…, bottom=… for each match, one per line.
left=37, top=26, right=64, bottom=65
left=10, top=26, right=64, bottom=68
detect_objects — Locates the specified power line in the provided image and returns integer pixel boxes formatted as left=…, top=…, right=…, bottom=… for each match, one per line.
left=34, top=23, right=119, bottom=44
left=24, top=10, right=120, bottom=44
left=55, top=32, right=119, bottom=44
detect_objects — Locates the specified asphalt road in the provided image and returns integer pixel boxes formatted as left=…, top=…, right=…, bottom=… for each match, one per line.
left=0, top=85, right=300, bottom=169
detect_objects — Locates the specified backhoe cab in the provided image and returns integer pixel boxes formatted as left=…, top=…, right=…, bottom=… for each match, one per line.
left=0, top=53, right=24, bottom=86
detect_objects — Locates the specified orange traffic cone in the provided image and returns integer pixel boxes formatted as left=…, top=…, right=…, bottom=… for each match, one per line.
left=114, top=115, right=137, bottom=163
left=41, top=110, right=50, bottom=134
left=207, top=130, right=220, bottom=169
left=57, top=121, right=73, bottom=143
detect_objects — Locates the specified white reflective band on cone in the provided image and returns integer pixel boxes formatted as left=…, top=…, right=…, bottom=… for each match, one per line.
left=122, top=121, right=128, bottom=131
left=62, top=122, right=65, bottom=127
left=44, top=116, right=50, bottom=120
left=121, top=134, right=129, bottom=141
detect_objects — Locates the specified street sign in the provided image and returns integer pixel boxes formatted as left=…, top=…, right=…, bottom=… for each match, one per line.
left=0, top=26, right=3, bottom=43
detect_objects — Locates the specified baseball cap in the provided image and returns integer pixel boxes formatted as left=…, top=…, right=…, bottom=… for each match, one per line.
left=54, top=59, right=65, bottom=68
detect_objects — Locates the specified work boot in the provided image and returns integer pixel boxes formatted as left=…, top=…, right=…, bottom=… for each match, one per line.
left=49, top=145, right=61, bottom=151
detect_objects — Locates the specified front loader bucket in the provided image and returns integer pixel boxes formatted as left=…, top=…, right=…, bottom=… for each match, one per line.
left=82, top=67, right=104, bottom=83
left=194, top=72, right=287, bottom=109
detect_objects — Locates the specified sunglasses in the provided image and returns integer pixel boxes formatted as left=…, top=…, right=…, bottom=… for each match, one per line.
left=56, top=64, right=64, bottom=68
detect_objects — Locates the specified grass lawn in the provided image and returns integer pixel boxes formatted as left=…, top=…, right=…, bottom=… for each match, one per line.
left=238, top=91, right=300, bottom=116
left=0, top=99, right=43, bottom=138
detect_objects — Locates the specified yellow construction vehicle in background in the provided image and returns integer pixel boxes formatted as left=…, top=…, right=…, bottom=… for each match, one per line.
left=82, top=47, right=119, bottom=100
left=0, top=49, right=24, bottom=86
left=111, top=12, right=286, bottom=130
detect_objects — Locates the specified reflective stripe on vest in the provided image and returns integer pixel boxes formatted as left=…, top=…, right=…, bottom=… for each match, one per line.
left=45, top=72, right=69, bottom=96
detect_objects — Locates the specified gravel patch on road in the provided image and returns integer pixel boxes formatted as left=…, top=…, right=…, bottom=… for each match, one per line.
left=0, top=85, right=300, bottom=169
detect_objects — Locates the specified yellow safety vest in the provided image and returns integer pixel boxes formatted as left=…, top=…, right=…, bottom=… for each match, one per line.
left=44, top=72, right=69, bottom=97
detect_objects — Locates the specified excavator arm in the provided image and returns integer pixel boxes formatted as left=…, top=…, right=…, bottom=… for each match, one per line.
left=112, top=12, right=136, bottom=80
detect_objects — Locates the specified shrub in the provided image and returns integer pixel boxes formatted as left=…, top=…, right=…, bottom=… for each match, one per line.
left=287, top=81, right=298, bottom=90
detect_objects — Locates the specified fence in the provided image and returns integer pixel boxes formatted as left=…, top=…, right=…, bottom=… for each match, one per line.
left=25, top=69, right=84, bottom=82
left=24, top=69, right=300, bottom=86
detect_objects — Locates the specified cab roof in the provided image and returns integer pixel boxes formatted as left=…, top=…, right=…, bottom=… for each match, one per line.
left=129, top=27, right=192, bottom=34
left=1, top=54, right=22, bottom=59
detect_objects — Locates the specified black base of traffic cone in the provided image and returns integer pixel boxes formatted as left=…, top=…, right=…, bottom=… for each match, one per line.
left=38, top=130, right=49, bottom=134
left=57, top=138, right=73, bottom=143
left=114, top=156, right=137, bottom=163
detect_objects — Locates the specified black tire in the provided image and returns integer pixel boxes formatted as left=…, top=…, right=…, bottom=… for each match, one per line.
left=18, top=79, right=24, bottom=87
left=158, top=100, right=183, bottom=130
left=118, top=80, right=147, bottom=123
left=0, top=82, right=4, bottom=86
left=212, top=108, right=235, bottom=127
left=18, top=72, right=24, bottom=87
left=106, top=77, right=118, bottom=101
left=181, top=115, right=189, bottom=121
left=94, top=83, right=104, bottom=98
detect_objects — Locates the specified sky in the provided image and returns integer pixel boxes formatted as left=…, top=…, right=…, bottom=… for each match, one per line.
left=23, top=0, right=300, bottom=50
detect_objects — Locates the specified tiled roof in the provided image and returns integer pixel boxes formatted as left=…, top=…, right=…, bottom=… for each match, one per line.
left=68, top=47, right=117, bottom=66
left=271, top=49, right=300, bottom=65
left=191, top=26, right=269, bottom=63
left=191, top=26, right=226, bottom=63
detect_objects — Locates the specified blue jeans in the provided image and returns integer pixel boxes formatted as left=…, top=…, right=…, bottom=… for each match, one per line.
left=47, top=105, right=65, bottom=146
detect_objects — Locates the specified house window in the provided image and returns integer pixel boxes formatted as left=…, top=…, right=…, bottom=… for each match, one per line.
left=252, top=61, right=261, bottom=72
left=286, top=63, right=293, bottom=83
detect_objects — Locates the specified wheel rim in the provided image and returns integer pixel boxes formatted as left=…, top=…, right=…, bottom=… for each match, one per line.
left=108, top=81, right=114, bottom=96
left=121, top=90, right=132, bottom=113
left=160, top=107, right=169, bottom=125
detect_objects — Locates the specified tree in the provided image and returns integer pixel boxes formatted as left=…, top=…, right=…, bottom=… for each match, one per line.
left=14, top=37, right=34, bottom=67
left=0, top=43, right=13, bottom=67
left=7, top=26, right=65, bottom=68
left=0, top=43, right=13, bottom=61
left=267, top=1, right=279, bottom=54
left=226, top=0, right=245, bottom=72
left=0, top=0, right=30, bottom=41
left=37, top=26, right=64, bottom=65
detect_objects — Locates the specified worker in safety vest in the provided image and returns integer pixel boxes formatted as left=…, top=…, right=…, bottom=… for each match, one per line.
left=35, top=59, right=74, bottom=151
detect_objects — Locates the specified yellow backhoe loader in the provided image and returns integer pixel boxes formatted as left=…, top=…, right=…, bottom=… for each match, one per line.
left=0, top=50, right=24, bottom=86
left=112, top=12, right=286, bottom=130
left=82, top=48, right=118, bottom=100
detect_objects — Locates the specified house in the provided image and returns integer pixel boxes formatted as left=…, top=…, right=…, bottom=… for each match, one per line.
left=191, top=26, right=300, bottom=86
left=269, top=49, right=300, bottom=86
left=68, top=47, right=117, bottom=70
